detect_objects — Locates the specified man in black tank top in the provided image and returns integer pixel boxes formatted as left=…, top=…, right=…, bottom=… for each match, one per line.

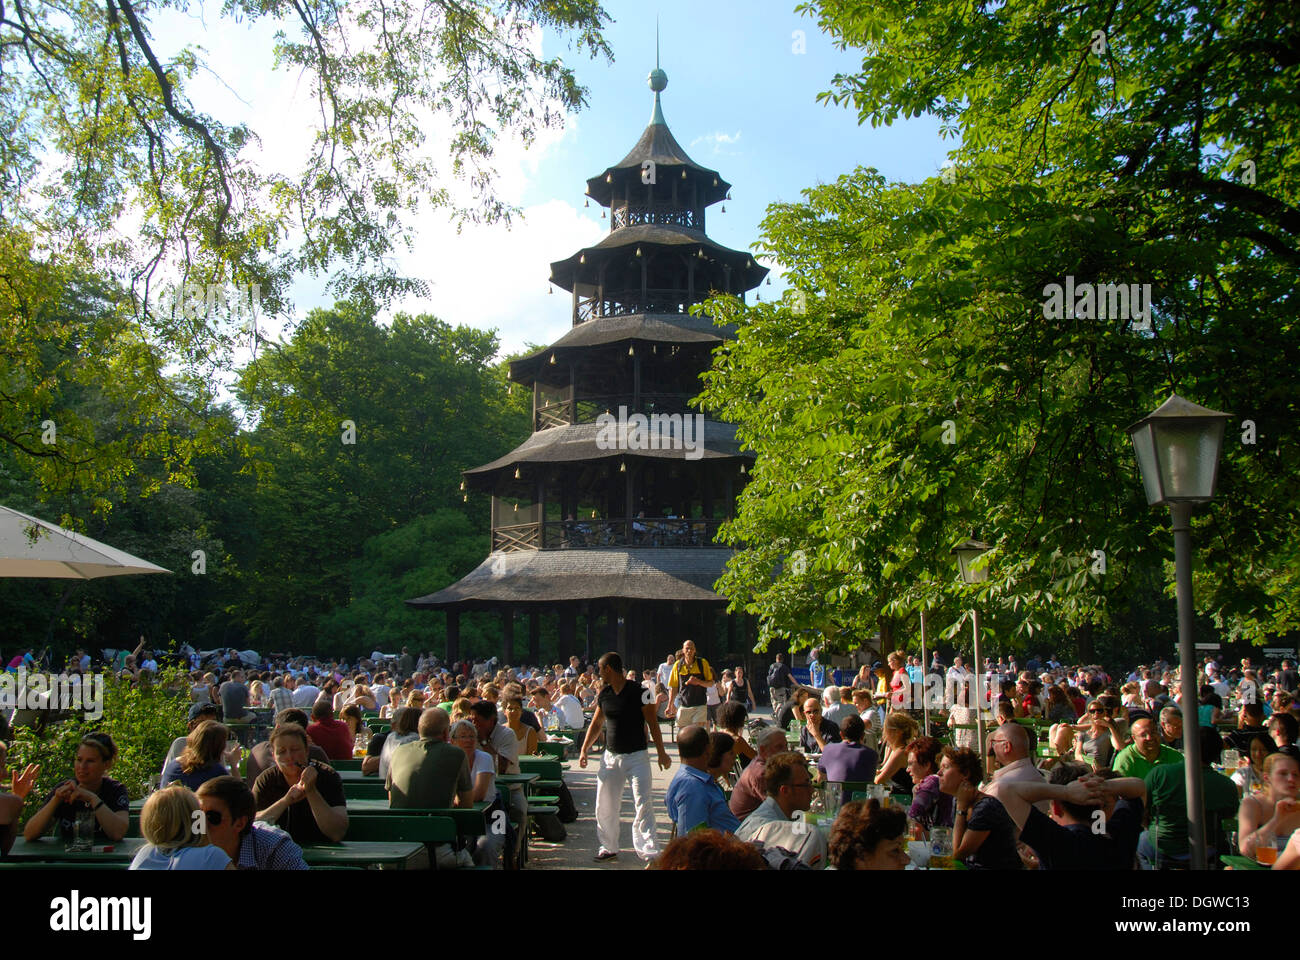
left=579, top=651, right=672, bottom=862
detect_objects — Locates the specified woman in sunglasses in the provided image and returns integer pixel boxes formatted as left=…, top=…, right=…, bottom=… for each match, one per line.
left=1072, top=699, right=1125, bottom=770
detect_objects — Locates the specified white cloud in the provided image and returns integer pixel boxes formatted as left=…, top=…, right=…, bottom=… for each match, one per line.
left=690, top=130, right=743, bottom=154
left=388, top=197, right=604, bottom=358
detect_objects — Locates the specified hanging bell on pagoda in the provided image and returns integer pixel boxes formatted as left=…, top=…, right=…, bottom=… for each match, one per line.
left=515, top=467, right=522, bottom=479
left=721, top=205, right=726, bottom=213
left=584, top=199, right=589, bottom=208
left=740, top=463, right=747, bottom=475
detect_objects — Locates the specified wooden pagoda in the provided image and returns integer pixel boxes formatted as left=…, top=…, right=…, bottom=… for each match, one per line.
left=407, top=64, right=765, bottom=669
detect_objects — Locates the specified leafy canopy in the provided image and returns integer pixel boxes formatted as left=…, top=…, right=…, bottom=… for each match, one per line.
left=701, top=0, right=1299, bottom=653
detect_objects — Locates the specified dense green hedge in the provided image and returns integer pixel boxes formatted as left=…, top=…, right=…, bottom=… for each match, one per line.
left=8, top=667, right=189, bottom=826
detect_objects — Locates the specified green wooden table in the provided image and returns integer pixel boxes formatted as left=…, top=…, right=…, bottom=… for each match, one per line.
left=6, top=837, right=145, bottom=863
left=497, top=772, right=540, bottom=789
left=302, top=841, right=425, bottom=868
left=346, top=799, right=490, bottom=836
left=1220, top=854, right=1267, bottom=871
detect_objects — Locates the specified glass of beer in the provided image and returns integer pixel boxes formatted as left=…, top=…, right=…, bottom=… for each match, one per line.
left=1256, top=832, right=1277, bottom=866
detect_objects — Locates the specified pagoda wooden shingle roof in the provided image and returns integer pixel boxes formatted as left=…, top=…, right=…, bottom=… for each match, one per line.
left=463, top=420, right=751, bottom=488
left=405, top=547, right=732, bottom=609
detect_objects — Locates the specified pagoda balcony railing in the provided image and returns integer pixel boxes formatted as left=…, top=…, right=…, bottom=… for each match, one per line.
left=612, top=204, right=700, bottom=230
left=491, top=517, right=726, bottom=553
left=575, top=290, right=706, bottom=324
left=535, top=392, right=698, bottom=432
left=605, top=289, right=695, bottom=317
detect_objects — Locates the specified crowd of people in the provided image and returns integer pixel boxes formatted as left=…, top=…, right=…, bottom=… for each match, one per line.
left=3, top=640, right=1299, bottom=871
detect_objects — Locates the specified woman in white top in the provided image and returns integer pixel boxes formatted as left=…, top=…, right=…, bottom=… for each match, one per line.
left=947, top=680, right=979, bottom=751
left=377, top=707, right=422, bottom=781
left=451, top=719, right=505, bottom=868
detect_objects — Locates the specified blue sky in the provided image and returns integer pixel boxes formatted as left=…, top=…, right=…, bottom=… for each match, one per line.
left=156, top=0, right=951, bottom=358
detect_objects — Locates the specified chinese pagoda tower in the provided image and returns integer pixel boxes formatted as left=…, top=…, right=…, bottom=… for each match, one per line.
left=407, top=63, right=765, bottom=670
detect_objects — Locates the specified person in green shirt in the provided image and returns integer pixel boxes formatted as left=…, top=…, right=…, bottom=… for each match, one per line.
left=1138, top=725, right=1239, bottom=869
left=1113, top=716, right=1183, bottom=780
left=386, top=708, right=473, bottom=810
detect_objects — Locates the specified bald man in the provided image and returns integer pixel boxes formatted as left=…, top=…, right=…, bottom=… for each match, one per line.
left=981, top=721, right=1048, bottom=833
left=729, top=727, right=788, bottom=819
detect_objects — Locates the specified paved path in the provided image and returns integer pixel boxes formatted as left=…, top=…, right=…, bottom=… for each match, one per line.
left=526, top=707, right=774, bottom=870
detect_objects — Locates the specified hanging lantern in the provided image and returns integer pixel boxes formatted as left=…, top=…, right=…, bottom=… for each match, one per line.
left=756, top=293, right=762, bottom=301
left=635, top=247, right=642, bottom=257
left=721, top=205, right=726, bottom=213
left=601, top=210, right=606, bottom=219
left=713, top=178, right=718, bottom=186
left=459, top=480, right=466, bottom=491
left=547, top=286, right=553, bottom=294
left=727, top=191, right=732, bottom=200
left=580, top=253, right=585, bottom=264
left=681, top=169, right=687, bottom=179
left=767, top=277, right=772, bottom=285
left=740, top=463, right=747, bottom=474
left=463, top=494, right=468, bottom=503
left=620, top=460, right=626, bottom=472
left=606, top=173, right=613, bottom=183
left=549, top=353, right=557, bottom=364
left=628, top=344, right=635, bottom=356
left=514, top=467, right=521, bottom=479
left=584, top=199, right=589, bottom=208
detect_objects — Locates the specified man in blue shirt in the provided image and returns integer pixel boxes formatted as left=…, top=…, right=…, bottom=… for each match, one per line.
left=665, top=725, right=739, bottom=836
left=809, top=650, right=826, bottom=690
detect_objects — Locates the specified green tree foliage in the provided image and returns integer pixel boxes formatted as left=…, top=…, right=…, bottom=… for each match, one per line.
left=1, top=0, right=610, bottom=508
left=8, top=668, right=190, bottom=819
left=701, top=0, right=1299, bottom=654
left=230, top=303, right=528, bottom=648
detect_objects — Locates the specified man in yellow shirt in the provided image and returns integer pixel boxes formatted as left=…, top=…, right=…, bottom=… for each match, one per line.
left=669, top=640, right=714, bottom=732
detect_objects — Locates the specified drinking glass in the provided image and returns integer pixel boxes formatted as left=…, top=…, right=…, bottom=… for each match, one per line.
left=67, top=809, right=95, bottom=853
left=931, top=825, right=953, bottom=866
left=1256, top=832, right=1277, bottom=866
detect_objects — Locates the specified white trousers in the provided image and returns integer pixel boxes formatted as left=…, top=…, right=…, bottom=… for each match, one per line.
left=595, top=748, right=659, bottom=858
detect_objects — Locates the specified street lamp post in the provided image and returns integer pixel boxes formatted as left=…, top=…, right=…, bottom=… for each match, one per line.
left=1128, top=394, right=1230, bottom=871
left=953, top=538, right=992, bottom=767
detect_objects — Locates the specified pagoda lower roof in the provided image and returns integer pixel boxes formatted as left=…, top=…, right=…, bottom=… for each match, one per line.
left=510, top=313, right=733, bottom=381
left=549, top=223, right=766, bottom=292
left=405, top=547, right=733, bottom=610
left=464, top=420, right=750, bottom=487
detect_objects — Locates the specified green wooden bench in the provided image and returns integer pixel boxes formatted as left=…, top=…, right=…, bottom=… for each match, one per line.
left=331, top=757, right=365, bottom=772
left=345, top=815, right=456, bottom=845
left=343, top=780, right=390, bottom=801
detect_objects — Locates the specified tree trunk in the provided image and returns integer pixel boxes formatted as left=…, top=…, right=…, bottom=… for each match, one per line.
left=878, top=615, right=897, bottom=658
left=1073, top=621, right=1095, bottom=663
left=44, top=583, right=79, bottom=650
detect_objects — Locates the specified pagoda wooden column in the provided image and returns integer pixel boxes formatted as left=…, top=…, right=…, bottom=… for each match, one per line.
left=559, top=605, right=577, bottom=662
left=529, top=611, right=540, bottom=664
left=569, top=362, right=577, bottom=425
left=584, top=604, right=595, bottom=665
left=502, top=609, right=515, bottom=665
left=640, top=255, right=648, bottom=309
left=445, top=611, right=460, bottom=665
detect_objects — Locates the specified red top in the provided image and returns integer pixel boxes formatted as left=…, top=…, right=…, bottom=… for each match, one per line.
left=306, top=717, right=353, bottom=760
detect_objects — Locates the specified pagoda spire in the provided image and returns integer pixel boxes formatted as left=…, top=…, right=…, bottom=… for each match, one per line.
left=648, top=19, right=667, bottom=127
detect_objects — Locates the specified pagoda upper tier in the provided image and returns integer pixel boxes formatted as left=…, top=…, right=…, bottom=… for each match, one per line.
left=549, top=67, right=766, bottom=325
